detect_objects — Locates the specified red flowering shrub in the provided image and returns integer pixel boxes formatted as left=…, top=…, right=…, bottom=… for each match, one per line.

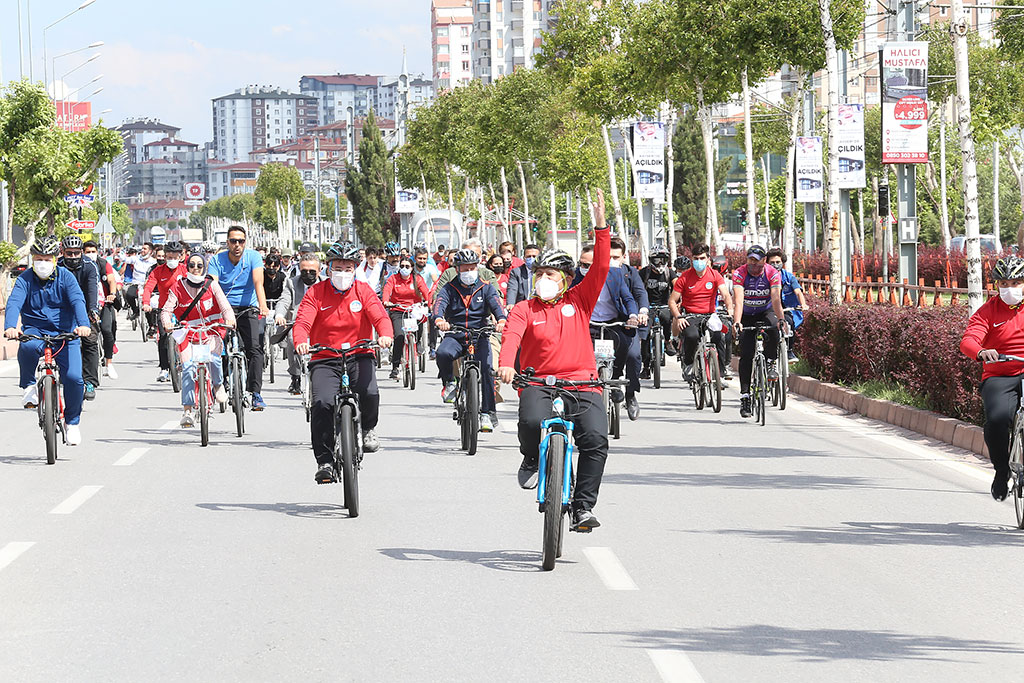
left=797, top=301, right=983, bottom=423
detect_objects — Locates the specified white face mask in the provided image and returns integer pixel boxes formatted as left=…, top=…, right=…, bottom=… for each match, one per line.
left=33, top=259, right=55, bottom=280
left=399, top=266, right=413, bottom=278
left=610, top=258, right=621, bottom=268
left=1000, top=286, right=1024, bottom=306
left=331, top=270, right=355, bottom=291
left=534, top=277, right=563, bottom=301
left=579, top=265, right=590, bottom=276
left=186, top=272, right=206, bottom=285
left=459, top=270, right=479, bottom=286
left=84, top=252, right=98, bottom=262
left=165, top=259, right=180, bottom=269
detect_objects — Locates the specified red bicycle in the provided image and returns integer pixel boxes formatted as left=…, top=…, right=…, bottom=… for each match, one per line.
left=170, top=321, right=230, bottom=447
left=19, top=333, right=78, bottom=464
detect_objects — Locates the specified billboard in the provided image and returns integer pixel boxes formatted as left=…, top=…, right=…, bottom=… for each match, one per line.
left=837, top=104, right=866, bottom=189
left=395, top=183, right=420, bottom=214
left=795, top=136, right=824, bottom=203
left=184, top=182, right=206, bottom=206
left=55, top=101, right=92, bottom=132
left=632, top=121, right=665, bottom=201
left=881, top=42, right=929, bottom=164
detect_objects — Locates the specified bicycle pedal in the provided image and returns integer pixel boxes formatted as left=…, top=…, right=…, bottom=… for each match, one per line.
left=570, top=525, right=594, bottom=534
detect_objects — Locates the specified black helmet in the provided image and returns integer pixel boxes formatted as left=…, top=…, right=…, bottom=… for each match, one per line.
left=993, top=255, right=1024, bottom=280
left=61, top=234, right=83, bottom=250
left=452, top=248, right=480, bottom=266
left=537, top=248, right=575, bottom=277
left=298, top=241, right=317, bottom=253
left=674, top=256, right=692, bottom=272
left=32, top=237, right=61, bottom=256
left=265, top=253, right=282, bottom=267
left=649, top=246, right=670, bottom=263
left=325, top=241, right=360, bottom=263
left=164, top=241, right=184, bottom=254
left=384, top=241, right=401, bottom=256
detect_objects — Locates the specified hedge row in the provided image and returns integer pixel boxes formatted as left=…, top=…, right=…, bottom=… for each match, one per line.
left=795, top=301, right=983, bottom=424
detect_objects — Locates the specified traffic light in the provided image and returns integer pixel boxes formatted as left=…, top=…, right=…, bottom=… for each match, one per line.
left=739, top=208, right=748, bottom=227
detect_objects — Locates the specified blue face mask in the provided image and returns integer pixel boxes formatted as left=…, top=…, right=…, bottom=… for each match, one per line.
left=692, top=258, right=708, bottom=273
left=524, top=257, right=536, bottom=269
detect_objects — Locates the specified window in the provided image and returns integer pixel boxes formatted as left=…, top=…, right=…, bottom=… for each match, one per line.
left=255, top=109, right=262, bottom=115
left=462, top=44, right=469, bottom=53
left=275, top=119, right=280, bottom=124
left=461, top=26, right=470, bottom=37
left=438, top=44, right=449, bottom=54
left=462, top=60, right=470, bottom=71
left=437, top=26, right=449, bottom=37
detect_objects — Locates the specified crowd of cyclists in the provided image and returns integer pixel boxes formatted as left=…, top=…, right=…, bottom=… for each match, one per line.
left=14, top=188, right=1024, bottom=524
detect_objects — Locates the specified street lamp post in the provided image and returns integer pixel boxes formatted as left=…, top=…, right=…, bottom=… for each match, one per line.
left=51, top=41, right=104, bottom=94
left=43, top=0, right=98, bottom=97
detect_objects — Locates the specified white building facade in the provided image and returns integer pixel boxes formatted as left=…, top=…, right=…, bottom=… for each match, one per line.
left=212, top=86, right=319, bottom=163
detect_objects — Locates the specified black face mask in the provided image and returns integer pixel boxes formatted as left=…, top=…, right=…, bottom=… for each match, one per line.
left=490, top=263, right=505, bottom=274
left=300, top=271, right=318, bottom=285
left=156, top=258, right=166, bottom=266
left=63, top=257, right=82, bottom=270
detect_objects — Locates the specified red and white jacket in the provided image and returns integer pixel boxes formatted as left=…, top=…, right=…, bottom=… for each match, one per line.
left=161, top=277, right=236, bottom=351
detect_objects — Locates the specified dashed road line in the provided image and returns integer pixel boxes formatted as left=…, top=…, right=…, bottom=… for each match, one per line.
left=50, top=485, right=103, bottom=515
left=0, top=542, right=36, bottom=573
left=158, top=420, right=180, bottom=431
left=647, top=650, right=706, bottom=683
left=113, top=447, right=149, bottom=467
left=582, top=546, right=638, bottom=590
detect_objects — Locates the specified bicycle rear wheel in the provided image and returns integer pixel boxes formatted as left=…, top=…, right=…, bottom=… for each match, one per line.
left=652, top=330, right=663, bottom=389
left=339, top=403, right=360, bottom=517
left=168, top=338, right=182, bottom=393
left=541, top=432, right=566, bottom=571
left=464, top=366, right=480, bottom=455
left=693, top=347, right=705, bottom=411
left=708, top=347, right=722, bottom=413
left=610, top=398, right=621, bottom=440
left=42, top=376, right=58, bottom=465
left=269, top=337, right=276, bottom=384
left=198, top=365, right=210, bottom=447
left=1011, top=417, right=1024, bottom=529
left=598, top=365, right=611, bottom=435
left=231, top=357, right=245, bottom=437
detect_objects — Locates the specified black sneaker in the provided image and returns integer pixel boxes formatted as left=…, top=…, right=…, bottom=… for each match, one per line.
left=571, top=507, right=601, bottom=532
left=740, top=396, right=752, bottom=418
left=315, top=462, right=336, bottom=485
left=288, top=377, right=301, bottom=395
left=518, top=458, right=539, bottom=489
left=665, top=341, right=676, bottom=356
left=992, top=471, right=1011, bottom=501
left=640, top=366, right=651, bottom=380
left=389, top=368, right=399, bottom=381
left=610, top=388, right=625, bottom=404
left=626, top=394, right=640, bottom=421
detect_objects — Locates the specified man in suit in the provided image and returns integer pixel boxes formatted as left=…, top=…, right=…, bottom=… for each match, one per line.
left=505, top=243, right=540, bottom=307
left=275, top=253, right=324, bottom=395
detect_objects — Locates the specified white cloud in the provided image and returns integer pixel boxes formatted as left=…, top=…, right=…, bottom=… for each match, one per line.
left=271, top=25, right=293, bottom=35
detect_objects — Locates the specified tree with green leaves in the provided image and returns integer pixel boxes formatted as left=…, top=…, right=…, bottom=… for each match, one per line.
left=673, top=109, right=731, bottom=248
left=253, top=162, right=304, bottom=235
left=345, top=111, right=394, bottom=247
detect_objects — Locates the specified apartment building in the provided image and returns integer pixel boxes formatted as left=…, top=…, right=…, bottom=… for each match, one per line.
left=212, top=86, right=319, bottom=163
left=376, top=76, right=435, bottom=119
left=472, top=0, right=556, bottom=85
left=432, top=0, right=474, bottom=90
left=299, top=74, right=379, bottom=124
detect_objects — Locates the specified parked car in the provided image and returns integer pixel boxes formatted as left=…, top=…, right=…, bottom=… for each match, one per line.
left=950, top=234, right=999, bottom=253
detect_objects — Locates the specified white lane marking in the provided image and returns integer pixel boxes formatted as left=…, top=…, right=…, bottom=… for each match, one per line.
left=647, top=650, right=706, bottom=683
left=582, top=547, right=638, bottom=591
left=113, top=447, right=149, bottom=467
left=787, top=399, right=992, bottom=484
left=0, top=542, right=35, bottom=573
left=50, top=485, right=103, bottom=515
left=158, top=420, right=179, bottom=431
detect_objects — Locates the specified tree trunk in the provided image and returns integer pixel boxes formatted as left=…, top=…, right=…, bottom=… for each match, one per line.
left=818, top=0, right=843, bottom=305
left=760, top=156, right=771, bottom=244
left=489, top=180, right=506, bottom=243
left=444, top=163, right=456, bottom=243
left=601, top=124, right=625, bottom=235
left=516, top=160, right=529, bottom=251
left=857, top=187, right=865, bottom=254
left=742, top=68, right=758, bottom=243
left=549, top=182, right=558, bottom=250
left=665, top=107, right=678, bottom=257
left=939, top=99, right=952, bottom=247
left=697, top=88, right=722, bottom=254
left=576, top=193, right=583, bottom=255
left=994, top=138, right=1002, bottom=251
left=951, top=0, right=984, bottom=312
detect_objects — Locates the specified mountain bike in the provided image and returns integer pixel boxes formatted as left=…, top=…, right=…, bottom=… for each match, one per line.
left=682, top=313, right=723, bottom=414
left=171, top=321, right=230, bottom=447
left=513, top=370, right=608, bottom=571
left=222, top=326, right=249, bottom=437
left=446, top=325, right=495, bottom=456
left=747, top=321, right=780, bottom=427
left=770, top=308, right=797, bottom=411
left=591, top=321, right=627, bottom=440
left=308, top=339, right=380, bottom=518
left=165, top=331, right=182, bottom=393
left=400, top=311, right=420, bottom=390
left=990, top=354, right=1024, bottom=528
left=19, top=333, right=78, bottom=465
left=648, top=305, right=670, bottom=389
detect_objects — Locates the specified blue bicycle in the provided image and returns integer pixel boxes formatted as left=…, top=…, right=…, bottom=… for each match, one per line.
left=514, top=370, right=607, bottom=571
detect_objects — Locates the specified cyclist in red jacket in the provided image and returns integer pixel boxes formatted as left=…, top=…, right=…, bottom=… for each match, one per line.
left=961, top=255, right=1024, bottom=500
left=382, top=254, right=431, bottom=380
left=498, top=190, right=610, bottom=532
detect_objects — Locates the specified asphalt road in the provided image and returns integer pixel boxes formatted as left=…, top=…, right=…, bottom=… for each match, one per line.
left=2, top=320, right=1023, bottom=682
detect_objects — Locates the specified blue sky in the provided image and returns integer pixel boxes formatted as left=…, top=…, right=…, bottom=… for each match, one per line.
left=0, top=0, right=432, bottom=144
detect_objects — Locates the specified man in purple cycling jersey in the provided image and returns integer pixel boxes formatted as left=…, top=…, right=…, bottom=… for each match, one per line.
left=731, top=244, right=786, bottom=418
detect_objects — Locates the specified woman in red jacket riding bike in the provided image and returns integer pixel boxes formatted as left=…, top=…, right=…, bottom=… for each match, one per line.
left=382, top=254, right=430, bottom=381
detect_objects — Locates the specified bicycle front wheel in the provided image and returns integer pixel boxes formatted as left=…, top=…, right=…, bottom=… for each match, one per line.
left=198, top=365, right=210, bottom=447
left=610, top=397, right=621, bottom=440
left=778, top=337, right=789, bottom=411
left=407, top=335, right=417, bottom=390
left=693, top=348, right=705, bottom=411
left=708, top=347, right=722, bottom=414
left=338, top=403, right=360, bottom=517
left=169, top=338, right=182, bottom=393
left=754, top=357, right=767, bottom=426
left=542, top=433, right=566, bottom=571
left=1011, top=415, right=1024, bottom=529
left=464, top=366, right=480, bottom=455
left=231, top=357, right=245, bottom=437
left=42, top=377, right=58, bottom=465
left=652, top=330, right=663, bottom=389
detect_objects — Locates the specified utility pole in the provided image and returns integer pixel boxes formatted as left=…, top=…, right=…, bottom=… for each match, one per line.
left=802, top=84, right=816, bottom=251
left=994, top=138, right=1001, bottom=251
left=839, top=48, right=852, bottom=280
left=314, top=136, right=322, bottom=244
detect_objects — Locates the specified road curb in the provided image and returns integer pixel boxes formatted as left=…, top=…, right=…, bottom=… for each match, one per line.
left=785, top=369, right=988, bottom=458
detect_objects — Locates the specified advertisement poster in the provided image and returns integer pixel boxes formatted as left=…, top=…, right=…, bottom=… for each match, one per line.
left=632, top=121, right=665, bottom=201
left=837, top=104, right=866, bottom=189
left=881, top=42, right=929, bottom=164
left=54, top=101, right=92, bottom=131
left=395, top=182, right=421, bottom=214
left=184, top=182, right=206, bottom=206
left=795, top=136, right=824, bottom=203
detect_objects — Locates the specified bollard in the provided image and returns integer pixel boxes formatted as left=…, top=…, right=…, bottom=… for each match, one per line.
left=950, top=279, right=960, bottom=305
left=902, top=279, right=912, bottom=307
left=918, top=278, right=928, bottom=307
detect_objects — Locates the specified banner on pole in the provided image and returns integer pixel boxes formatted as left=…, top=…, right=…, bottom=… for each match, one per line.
left=54, top=101, right=92, bottom=132
left=395, top=182, right=420, bottom=214
left=795, top=136, right=824, bottom=203
left=881, top=42, right=929, bottom=164
left=184, top=182, right=206, bottom=206
left=837, top=104, right=866, bottom=189
left=632, top=122, right=665, bottom=201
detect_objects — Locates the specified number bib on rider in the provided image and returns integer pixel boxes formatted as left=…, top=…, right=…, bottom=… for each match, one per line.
left=191, top=343, right=213, bottom=363
left=594, top=339, right=614, bottom=361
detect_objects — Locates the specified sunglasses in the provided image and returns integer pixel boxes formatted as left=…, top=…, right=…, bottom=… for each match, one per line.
left=188, top=262, right=205, bottom=270
left=768, top=261, right=783, bottom=267
left=228, top=238, right=246, bottom=245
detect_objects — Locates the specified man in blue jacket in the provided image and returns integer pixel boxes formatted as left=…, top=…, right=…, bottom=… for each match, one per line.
left=434, top=248, right=507, bottom=433
left=4, top=238, right=92, bottom=445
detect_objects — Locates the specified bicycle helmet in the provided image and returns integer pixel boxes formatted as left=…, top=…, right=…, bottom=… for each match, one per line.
left=325, top=240, right=360, bottom=263
left=993, top=255, right=1024, bottom=280
left=536, top=247, right=575, bottom=277
left=674, top=255, right=692, bottom=272
left=384, top=241, right=401, bottom=257
left=452, top=248, right=480, bottom=266
left=164, top=240, right=184, bottom=253
left=32, top=237, right=61, bottom=256
left=649, top=246, right=670, bottom=263
left=61, top=234, right=83, bottom=250
left=746, top=244, right=767, bottom=260
left=712, top=255, right=729, bottom=274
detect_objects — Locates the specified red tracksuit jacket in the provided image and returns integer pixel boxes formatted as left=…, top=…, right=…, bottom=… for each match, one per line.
left=961, top=294, right=1024, bottom=380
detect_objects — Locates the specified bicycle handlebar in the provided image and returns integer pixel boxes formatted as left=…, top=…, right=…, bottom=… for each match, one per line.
left=991, top=354, right=1024, bottom=363
left=17, top=332, right=79, bottom=344
left=444, top=324, right=496, bottom=337
left=591, top=320, right=638, bottom=330
left=512, top=367, right=624, bottom=390
left=308, top=339, right=380, bottom=356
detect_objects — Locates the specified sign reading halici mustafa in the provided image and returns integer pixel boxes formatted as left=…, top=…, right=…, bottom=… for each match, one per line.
left=881, top=42, right=928, bottom=164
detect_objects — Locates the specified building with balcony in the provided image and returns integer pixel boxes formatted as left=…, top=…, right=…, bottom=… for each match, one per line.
left=432, top=0, right=474, bottom=90
left=472, top=0, right=555, bottom=85
left=212, top=86, right=319, bottom=164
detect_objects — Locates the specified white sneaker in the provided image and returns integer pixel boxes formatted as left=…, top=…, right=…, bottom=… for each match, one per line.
left=179, top=411, right=195, bottom=428
left=215, top=386, right=228, bottom=404
left=22, top=384, right=38, bottom=408
left=66, top=424, right=82, bottom=446
left=157, top=369, right=169, bottom=382
left=105, top=363, right=118, bottom=380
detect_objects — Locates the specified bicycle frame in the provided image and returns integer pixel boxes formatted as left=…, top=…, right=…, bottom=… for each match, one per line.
left=35, top=341, right=67, bottom=437
left=538, top=397, right=576, bottom=508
